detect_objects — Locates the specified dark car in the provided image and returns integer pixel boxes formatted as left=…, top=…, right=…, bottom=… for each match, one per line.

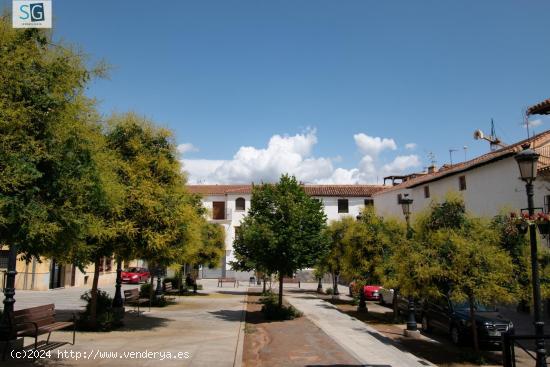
left=420, top=296, right=513, bottom=346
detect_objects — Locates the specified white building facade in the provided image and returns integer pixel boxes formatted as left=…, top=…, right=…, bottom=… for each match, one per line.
left=374, top=130, right=550, bottom=222
left=187, top=184, right=383, bottom=280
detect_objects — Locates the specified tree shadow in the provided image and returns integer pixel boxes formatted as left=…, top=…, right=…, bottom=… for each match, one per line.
left=208, top=309, right=244, bottom=322
left=214, top=290, right=248, bottom=296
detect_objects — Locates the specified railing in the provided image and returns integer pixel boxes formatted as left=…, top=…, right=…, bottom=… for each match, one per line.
left=210, top=208, right=233, bottom=221
left=502, top=330, right=550, bottom=366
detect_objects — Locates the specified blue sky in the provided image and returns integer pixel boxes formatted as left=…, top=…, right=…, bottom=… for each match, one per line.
left=4, top=0, right=550, bottom=183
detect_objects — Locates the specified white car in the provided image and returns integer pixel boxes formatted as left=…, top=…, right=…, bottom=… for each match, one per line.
left=379, top=287, right=394, bottom=306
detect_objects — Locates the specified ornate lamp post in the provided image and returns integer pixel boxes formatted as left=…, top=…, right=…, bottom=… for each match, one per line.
left=401, top=194, right=419, bottom=337
left=515, top=145, right=547, bottom=367
left=0, top=244, right=18, bottom=341
left=356, top=213, right=368, bottom=313
left=112, top=258, right=124, bottom=319
left=155, top=267, right=164, bottom=299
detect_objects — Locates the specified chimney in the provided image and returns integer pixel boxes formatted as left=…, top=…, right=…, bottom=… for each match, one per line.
left=427, top=165, right=437, bottom=174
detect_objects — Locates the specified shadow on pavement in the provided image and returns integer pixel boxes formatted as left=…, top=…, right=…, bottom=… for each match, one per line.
left=209, top=309, right=244, bottom=322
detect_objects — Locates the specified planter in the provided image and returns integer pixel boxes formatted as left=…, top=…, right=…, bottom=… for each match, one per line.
left=516, top=222, right=529, bottom=235
left=538, top=222, right=550, bottom=235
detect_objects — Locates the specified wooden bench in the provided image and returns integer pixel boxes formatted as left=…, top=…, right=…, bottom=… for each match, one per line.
left=2, top=304, right=75, bottom=360
left=163, top=282, right=178, bottom=300
left=283, top=277, right=301, bottom=288
left=217, top=277, right=239, bottom=287
left=124, top=288, right=150, bottom=315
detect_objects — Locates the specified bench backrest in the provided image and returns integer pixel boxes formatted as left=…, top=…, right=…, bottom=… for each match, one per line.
left=283, top=277, right=299, bottom=283
left=164, top=282, right=173, bottom=291
left=13, top=304, right=56, bottom=331
left=124, top=288, right=140, bottom=301
left=219, top=277, right=236, bottom=282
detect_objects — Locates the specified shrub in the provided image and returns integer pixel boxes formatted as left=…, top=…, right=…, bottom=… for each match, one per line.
left=325, top=287, right=334, bottom=295
left=259, top=292, right=302, bottom=320
left=77, top=290, right=121, bottom=331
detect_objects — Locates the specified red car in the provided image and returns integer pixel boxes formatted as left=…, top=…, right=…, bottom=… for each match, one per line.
left=121, top=267, right=150, bottom=284
left=349, top=282, right=382, bottom=300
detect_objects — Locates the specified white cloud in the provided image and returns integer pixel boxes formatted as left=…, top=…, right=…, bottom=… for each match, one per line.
left=177, top=143, right=198, bottom=154
left=405, top=143, right=417, bottom=150
left=354, top=133, right=397, bottom=157
left=381, top=155, right=421, bottom=173
left=182, top=130, right=421, bottom=184
left=524, top=119, right=543, bottom=128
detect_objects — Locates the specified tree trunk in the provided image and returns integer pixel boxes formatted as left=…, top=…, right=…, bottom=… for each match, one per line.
left=89, top=257, right=101, bottom=328
left=469, top=295, right=480, bottom=354
left=392, top=288, right=400, bottom=322
left=278, top=273, right=283, bottom=308
left=262, top=277, right=266, bottom=293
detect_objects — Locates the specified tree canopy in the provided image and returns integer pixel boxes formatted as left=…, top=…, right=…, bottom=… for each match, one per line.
left=233, top=175, right=327, bottom=306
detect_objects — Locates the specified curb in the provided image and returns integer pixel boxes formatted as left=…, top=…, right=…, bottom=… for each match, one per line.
left=233, top=287, right=247, bottom=367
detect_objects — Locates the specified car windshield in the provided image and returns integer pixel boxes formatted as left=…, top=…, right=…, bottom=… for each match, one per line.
left=452, top=301, right=496, bottom=312
left=124, top=268, right=138, bottom=273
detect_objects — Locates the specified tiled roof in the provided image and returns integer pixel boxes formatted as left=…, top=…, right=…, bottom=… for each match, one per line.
left=527, top=98, right=550, bottom=115
left=187, top=185, right=251, bottom=196
left=375, top=129, right=550, bottom=195
left=186, top=184, right=385, bottom=197
left=303, top=185, right=385, bottom=197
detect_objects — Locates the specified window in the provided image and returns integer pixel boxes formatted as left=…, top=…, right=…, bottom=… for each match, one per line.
left=0, top=250, right=8, bottom=269
left=234, top=226, right=241, bottom=240
left=424, top=186, right=430, bottom=198
left=364, top=198, right=374, bottom=207
left=397, top=193, right=403, bottom=204
left=338, top=199, right=349, bottom=213
left=235, top=197, right=245, bottom=211
left=212, top=201, right=226, bottom=220
left=545, top=195, right=550, bottom=213
left=459, top=176, right=467, bottom=191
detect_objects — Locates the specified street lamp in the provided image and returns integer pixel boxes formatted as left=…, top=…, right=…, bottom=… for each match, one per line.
left=515, top=145, right=547, bottom=367
left=401, top=194, right=419, bottom=336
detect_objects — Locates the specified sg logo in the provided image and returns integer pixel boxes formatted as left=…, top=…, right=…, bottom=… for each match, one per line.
left=19, top=3, right=45, bottom=22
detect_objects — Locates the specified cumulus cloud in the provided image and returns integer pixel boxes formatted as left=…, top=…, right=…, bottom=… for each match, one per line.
left=524, top=119, right=543, bottom=128
left=181, top=131, right=421, bottom=184
left=354, top=133, right=397, bottom=157
left=177, top=143, right=198, bottom=154
left=405, top=143, right=417, bottom=150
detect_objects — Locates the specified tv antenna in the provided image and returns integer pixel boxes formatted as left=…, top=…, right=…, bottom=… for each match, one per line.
left=473, top=119, right=506, bottom=151
left=449, top=149, right=458, bottom=166
left=463, top=146, right=468, bottom=161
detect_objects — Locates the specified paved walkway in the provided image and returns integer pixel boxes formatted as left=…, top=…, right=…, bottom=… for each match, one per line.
left=284, top=289, right=436, bottom=367
left=4, top=280, right=247, bottom=367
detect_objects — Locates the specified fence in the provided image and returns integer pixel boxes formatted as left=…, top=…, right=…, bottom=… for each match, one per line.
left=502, top=330, right=550, bottom=366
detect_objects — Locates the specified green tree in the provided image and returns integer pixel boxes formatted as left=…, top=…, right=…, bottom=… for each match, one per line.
left=319, top=217, right=355, bottom=295
left=105, top=113, right=203, bottom=297
left=0, top=15, right=110, bottom=329
left=233, top=175, right=327, bottom=307
left=416, top=194, right=515, bottom=353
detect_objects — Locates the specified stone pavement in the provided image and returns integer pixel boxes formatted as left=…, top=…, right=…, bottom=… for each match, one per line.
left=284, top=289, right=436, bottom=367
left=4, top=279, right=247, bottom=367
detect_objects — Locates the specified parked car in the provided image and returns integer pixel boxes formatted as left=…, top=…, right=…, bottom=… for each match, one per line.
left=348, top=282, right=382, bottom=300
left=420, top=296, right=513, bottom=346
left=121, top=267, right=150, bottom=284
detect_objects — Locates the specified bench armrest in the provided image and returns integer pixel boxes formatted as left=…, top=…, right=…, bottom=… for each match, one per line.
left=15, top=321, right=39, bottom=335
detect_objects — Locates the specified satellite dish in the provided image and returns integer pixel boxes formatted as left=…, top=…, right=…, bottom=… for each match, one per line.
left=473, top=129, right=484, bottom=140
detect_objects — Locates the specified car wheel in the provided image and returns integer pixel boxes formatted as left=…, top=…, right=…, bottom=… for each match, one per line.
left=421, top=315, right=431, bottom=332
left=450, top=325, right=462, bottom=345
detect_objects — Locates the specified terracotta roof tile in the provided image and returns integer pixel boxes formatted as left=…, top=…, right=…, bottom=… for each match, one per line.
left=186, top=184, right=385, bottom=197
left=527, top=98, right=550, bottom=115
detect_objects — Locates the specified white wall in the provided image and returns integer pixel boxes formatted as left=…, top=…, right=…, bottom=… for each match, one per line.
left=200, top=194, right=373, bottom=272
left=374, top=156, right=550, bottom=220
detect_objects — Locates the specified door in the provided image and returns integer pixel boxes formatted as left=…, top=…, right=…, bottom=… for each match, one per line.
left=49, top=259, right=64, bottom=289
left=212, top=201, right=225, bottom=220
